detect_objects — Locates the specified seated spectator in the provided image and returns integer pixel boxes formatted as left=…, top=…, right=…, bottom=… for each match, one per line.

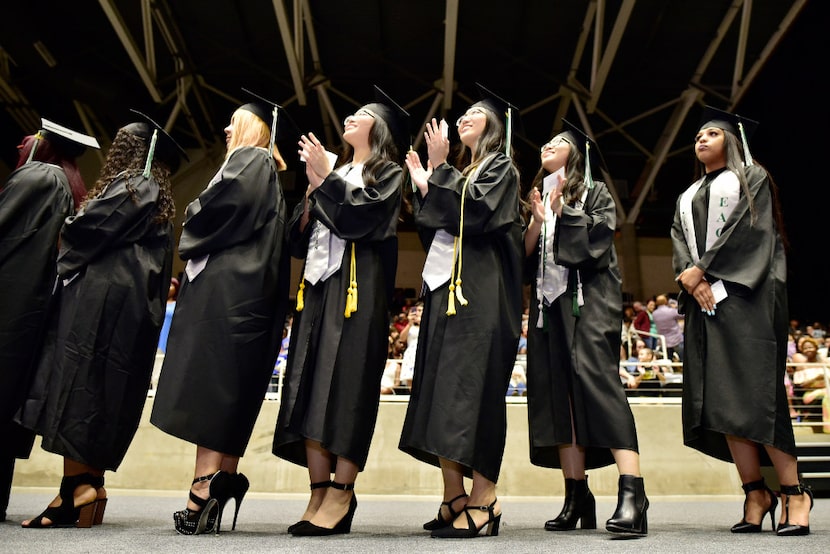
left=627, top=347, right=672, bottom=396
left=381, top=328, right=406, bottom=394
left=507, top=363, right=527, bottom=396
left=791, top=337, right=828, bottom=410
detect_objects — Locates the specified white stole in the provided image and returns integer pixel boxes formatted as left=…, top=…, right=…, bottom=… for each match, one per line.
left=678, top=170, right=740, bottom=263
left=678, top=169, right=739, bottom=303
left=535, top=170, right=587, bottom=328
left=184, top=156, right=234, bottom=282
left=421, top=156, right=492, bottom=291
left=304, top=163, right=364, bottom=285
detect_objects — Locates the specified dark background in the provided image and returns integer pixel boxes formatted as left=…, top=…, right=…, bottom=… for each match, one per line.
left=0, top=0, right=827, bottom=321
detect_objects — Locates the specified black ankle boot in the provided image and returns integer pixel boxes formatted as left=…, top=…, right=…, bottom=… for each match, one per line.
left=606, top=475, right=648, bottom=536
left=545, top=476, right=597, bottom=531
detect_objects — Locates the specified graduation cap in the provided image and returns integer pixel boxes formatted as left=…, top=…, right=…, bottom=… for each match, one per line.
left=699, top=105, right=759, bottom=166
left=239, top=88, right=302, bottom=155
left=26, top=118, right=100, bottom=163
left=472, top=82, right=522, bottom=157
left=361, top=85, right=411, bottom=158
left=556, top=118, right=608, bottom=189
left=122, top=110, right=189, bottom=175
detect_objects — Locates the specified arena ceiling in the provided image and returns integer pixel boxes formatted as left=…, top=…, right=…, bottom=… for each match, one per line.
left=0, top=0, right=818, bottom=237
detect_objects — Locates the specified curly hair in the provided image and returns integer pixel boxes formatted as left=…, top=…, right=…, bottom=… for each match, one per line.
left=83, top=128, right=175, bottom=225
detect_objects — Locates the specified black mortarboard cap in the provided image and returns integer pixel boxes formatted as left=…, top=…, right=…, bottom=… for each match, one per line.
left=39, top=118, right=100, bottom=158
left=472, top=83, right=523, bottom=157
left=558, top=118, right=608, bottom=189
left=362, top=85, right=411, bottom=157
left=699, top=105, right=759, bottom=166
left=122, top=110, right=189, bottom=175
left=240, top=88, right=302, bottom=147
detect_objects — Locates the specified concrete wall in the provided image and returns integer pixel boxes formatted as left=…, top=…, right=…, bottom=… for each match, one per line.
left=13, top=398, right=740, bottom=497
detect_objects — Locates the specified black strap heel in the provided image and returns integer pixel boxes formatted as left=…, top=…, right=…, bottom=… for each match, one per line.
left=287, top=480, right=331, bottom=533
left=22, top=473, right=104, bottom=529
left=228, top=473, right=249, bottom=531
left=431, top=498, right=501, bottom=538
left=777, top=483, right=814, bottom=536
left=423, top=493, right=468, bottom=530
left=730, top=478, right=778, bottom=533
left=291, top=481, right=357, bottom=536
left=173, top=471, right=224, bottom=535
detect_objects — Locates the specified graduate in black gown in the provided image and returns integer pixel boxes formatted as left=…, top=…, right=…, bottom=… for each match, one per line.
left=0, top=120, right=99, bottom=521
left=524, top=120, right=647, bottom=537
left=16, top=112, right=183, bottom=528
left=151, top=97, right=292, bottom=535
left=400, top=84, right=523, bottom=539
left=672, top=107, right=812, bottom=536
left=273, top=86, right=407, bottom=536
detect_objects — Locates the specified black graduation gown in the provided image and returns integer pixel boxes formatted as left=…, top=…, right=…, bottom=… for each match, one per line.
left=671, top=165, right=793, bottom=463
left=273, top=161, right=401, bottom=470
left=525, top=182, right=638, bottom=470
left=0, top=162, right=74, bottom=458
left=151, top=147, right=289, bottom=457
left=398, top=154, right=523, bottom=483
left=16, top=173, right=173, bottom=471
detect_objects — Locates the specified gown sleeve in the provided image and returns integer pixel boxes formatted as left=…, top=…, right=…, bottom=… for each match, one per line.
left=0, top=165, right=71, bottom=264
left=178, top=147, right=279, bottom=259
left=414, top=153, right=519, bottom=238
left=309, top=160, right=403, bottom=242
left=57, top=174, right=159, bottom=276
left=695, top=165, right=777, bottom=292
left=554, top=182, right=616, bottom=269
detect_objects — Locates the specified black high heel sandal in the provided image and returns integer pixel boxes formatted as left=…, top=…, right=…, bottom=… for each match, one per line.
left=22, top=473, right=105, bottom=529
left=224, top=473, right=249, bottom=531
left=430, top=498, right=501, bottom=538
left=545, top=476, right=596, bottom=531
left=290, top=481, right=357, bottom=536
left=730, top=478, right=778, bottom=533
left=287, top=480, right=331, bottom=533
left=776, top=483, right=814, bottom=536
left=173, top=471, right=228, bottom=535
left=423, top=493, right=468, bottom=530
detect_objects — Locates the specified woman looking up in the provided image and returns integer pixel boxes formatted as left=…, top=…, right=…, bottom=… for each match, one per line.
left=273, top=86, right=408, bottom=537
left=400, top=84, right=523, bottom=539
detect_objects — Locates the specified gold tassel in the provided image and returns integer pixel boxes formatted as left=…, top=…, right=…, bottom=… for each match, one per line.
left=446, top=283, right=457, bottom=315
left=296, top=280, right=305, bottom=312
left=344, top=243, right=357, bottom=318
left=454, top=278, right=468, bottom=306
left=445, top=173, right=473, bottom=315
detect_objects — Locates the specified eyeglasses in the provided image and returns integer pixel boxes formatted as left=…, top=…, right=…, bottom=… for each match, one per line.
left=540, top=136, right=570, bottom=153
left=343, top=108, right=376, bottom=127
left=455, top=107, right=487, bottom=127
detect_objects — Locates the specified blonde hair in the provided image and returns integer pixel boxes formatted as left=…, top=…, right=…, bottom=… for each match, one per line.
left=226, top=108, right=287, bottom=170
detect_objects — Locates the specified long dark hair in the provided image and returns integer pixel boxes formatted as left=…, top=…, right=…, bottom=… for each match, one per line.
left=693, top=129, right=788, bottom=249
left=453, top=107, right=509, bottom=173
left=84, top=128, right=175, bottom=225
left=525, top=136, right=590, bottom=221
left=338, top=111, right=398, bottom=188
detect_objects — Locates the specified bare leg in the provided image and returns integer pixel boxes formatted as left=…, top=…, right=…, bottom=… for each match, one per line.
left=187, top=446, right=225, bottom=511
left=764, top=444, right=810, bottom=527
left=447, top=470, right=500, bottom=530
left=611, top=448, right=641, bottom=476
left=301, top=440, right=333, bottom=522
left=559, top=443, right=586, bottom=479
left=307, top=454, right=358, bottom=529
left=21, top=457, right=103, bottom=527
left=726, top=435, right=772, bottom=525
